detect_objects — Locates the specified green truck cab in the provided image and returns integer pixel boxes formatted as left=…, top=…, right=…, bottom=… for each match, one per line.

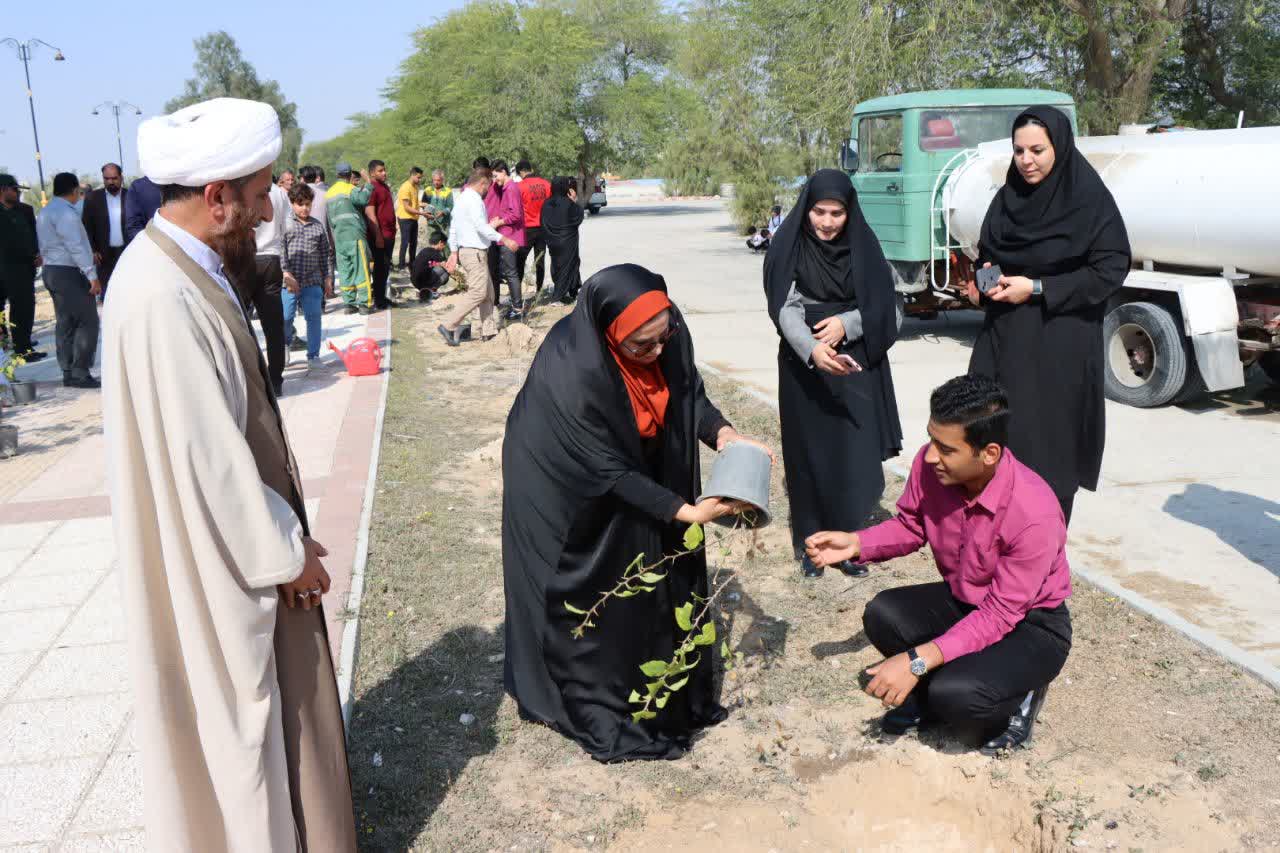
left=840, top=89, right=1076, bottom=294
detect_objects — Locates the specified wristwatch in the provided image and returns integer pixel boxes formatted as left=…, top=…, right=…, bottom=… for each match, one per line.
left=907, top=647, right=928, bottom=677
left=1031, top=278, right=1044, bottom=297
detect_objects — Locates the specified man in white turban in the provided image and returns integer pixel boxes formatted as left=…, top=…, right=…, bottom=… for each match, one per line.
left=101, top=97, right=357, bottom=851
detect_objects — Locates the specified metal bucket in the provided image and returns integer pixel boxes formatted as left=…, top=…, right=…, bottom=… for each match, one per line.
left=0, top=424, right=17, bottom=458
left=699, top=442, right=772, bottom=528
left=9, top=381, right=36, bottom=405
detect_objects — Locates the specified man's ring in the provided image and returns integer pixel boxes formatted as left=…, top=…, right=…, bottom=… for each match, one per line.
left=308, top=587, right=322, bottom=597
left=295, top=592, right=309, bottom=601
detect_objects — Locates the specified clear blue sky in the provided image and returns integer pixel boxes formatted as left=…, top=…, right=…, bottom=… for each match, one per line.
left=0, top=0, right=465, bottom=187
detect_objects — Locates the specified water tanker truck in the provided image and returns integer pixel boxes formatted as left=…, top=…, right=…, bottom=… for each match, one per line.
left=839, top=89, right=1280, bottom=407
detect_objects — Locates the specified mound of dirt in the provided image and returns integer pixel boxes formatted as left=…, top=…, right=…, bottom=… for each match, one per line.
left=495, top=323, right=538, bottom=355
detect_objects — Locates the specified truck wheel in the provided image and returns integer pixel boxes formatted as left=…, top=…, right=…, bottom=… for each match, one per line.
left=1103, top=302, right=1193, bottom=408
left=1259, top=352, right=1280, bottom=386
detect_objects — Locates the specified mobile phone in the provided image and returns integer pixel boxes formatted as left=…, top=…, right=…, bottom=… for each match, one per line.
left=976, top=264, right=1003, bottom=294
left=835, top=354, right=861, bottom=371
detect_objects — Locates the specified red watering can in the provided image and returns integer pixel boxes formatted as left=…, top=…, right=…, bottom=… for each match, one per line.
left=328, top=337, right=384, bottom=376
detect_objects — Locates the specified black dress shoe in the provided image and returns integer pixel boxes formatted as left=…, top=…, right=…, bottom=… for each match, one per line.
left=801, top=555, right=824, bottom=578
left=345, top=306, right=360, bottom=315
left=437, top=324, right=460, bottom=347
left=16, top=349, right=47, bottom=363
left=980, top=686, right=1048, bottom=756
left=64, top=375, right=101, bottom=389
left=835, top=560, right=869, bottom=578
left=880, top=695, right=933, bottom=735
left=272, top=381, right=284, bottom=398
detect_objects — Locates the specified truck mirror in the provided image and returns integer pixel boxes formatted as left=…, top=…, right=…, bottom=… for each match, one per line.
left=840, top=139, right=860, bottom=173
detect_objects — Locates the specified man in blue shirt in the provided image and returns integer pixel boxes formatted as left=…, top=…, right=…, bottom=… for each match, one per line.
left=36, top=172, right=102, bottom=388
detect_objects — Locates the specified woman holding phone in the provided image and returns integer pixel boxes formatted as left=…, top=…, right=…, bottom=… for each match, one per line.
left=968, top=106, right=1131, bottom=523
left=765, top=169, right=903, bottom=578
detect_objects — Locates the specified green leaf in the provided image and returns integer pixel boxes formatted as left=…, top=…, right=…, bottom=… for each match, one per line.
left=632, top=710, right=657, bottom=722
left=628, top=690, right=642, bottom=703
left=638, top=572, right=666, bottom=583
left=655, top=693, right=669, bottom=709
left=720, top=640, right=731, bottom=658
left=646, top=680, right=663, bottom=697
left=700, top=622, right=717, bottom=644
left=626, top=553, right=645, bottom=573
left=616, top=589, right=637, bottom=598
left=667, top=675, right=689, bottom=692
left=564, top=601, right=588, bottom=615
left=683, top=523, right=705, bottom=551
left=675, top=653, right=701, bottom=673
left=674, top=602, right=694, bottom=632
left=639, top=659, right=669, bottom=677
left=638, top=585, right=656, bottom=592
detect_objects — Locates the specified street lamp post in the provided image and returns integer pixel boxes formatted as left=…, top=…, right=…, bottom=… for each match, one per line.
left=92, top=101, right=143, bottom=171
left=1, top=37, right=64, bottom=205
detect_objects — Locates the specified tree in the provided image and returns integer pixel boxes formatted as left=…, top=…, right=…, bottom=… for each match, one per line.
left=166, top=31, right=303, bottom=172
left=1154, top=0, right=1280, bottom=127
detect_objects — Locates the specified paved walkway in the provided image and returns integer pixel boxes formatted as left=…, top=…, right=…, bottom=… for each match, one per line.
left=0, top=290, right=391, bottom=850
left=581, top=199, right=1280, bottom=685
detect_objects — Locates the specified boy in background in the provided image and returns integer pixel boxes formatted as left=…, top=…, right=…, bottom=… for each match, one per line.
left=281, top=183, right=333, bottom=370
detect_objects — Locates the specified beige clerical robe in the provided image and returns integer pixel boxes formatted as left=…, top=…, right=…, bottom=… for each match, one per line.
left=102, top=220, right=357, bottom=852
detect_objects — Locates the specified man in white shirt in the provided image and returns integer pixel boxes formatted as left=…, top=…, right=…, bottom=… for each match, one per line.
left=440, top=166, right=518, bottom=346
left=241, top=179, right=291, bottom=394
left=82, top=163, right=130, bottom=297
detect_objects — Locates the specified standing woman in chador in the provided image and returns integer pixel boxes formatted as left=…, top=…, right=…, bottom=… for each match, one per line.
left=764, top=168, right=904, bottom=579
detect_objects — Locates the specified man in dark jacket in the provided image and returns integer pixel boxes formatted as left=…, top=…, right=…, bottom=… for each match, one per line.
left=82, top=163, right=130, bottom=295
left=0, top=173, right=45, bottom=361
left=123, top=175, right=161, bottom=243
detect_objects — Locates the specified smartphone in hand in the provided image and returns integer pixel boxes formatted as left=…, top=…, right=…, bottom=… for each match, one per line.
left=835, top=354, right=862, bottom=372
left=976, top=264, right=1003, bottom=294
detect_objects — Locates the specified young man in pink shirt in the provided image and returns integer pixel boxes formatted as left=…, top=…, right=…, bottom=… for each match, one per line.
left=806, top=374, right=1072, bottom=755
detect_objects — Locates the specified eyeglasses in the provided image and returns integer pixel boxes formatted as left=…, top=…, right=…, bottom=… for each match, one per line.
left=620, top=319, right=680, bottom=357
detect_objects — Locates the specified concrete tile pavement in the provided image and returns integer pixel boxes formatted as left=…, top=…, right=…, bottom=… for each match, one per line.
left=0, top=291, right=392, bottom=848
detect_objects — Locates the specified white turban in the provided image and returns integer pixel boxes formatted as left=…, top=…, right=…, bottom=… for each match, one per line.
left=138, top=97, right=282, bottom=186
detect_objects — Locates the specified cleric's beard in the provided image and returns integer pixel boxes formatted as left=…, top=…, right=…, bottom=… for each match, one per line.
left=211, top=201, right=261, bottom=288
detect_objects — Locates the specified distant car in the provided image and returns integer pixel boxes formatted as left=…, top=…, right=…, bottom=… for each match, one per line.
left=588, top=180, right=607, bottom=215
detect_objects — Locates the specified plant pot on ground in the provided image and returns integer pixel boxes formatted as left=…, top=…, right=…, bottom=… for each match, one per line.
left=9, top=380, right=37, bottom=405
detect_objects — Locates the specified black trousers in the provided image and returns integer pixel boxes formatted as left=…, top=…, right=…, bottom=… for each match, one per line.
left=863, top=582, right=1071, bottom=729
left=516, top=226, right=547, bottom=292
left=1, top=263, right=36, bottom=353
left=42, top=266, right=100, bottom=378
left=371, top=240, right=392, bottom=308
left=488, top=243, right=522, bottom=310
left=99, top=245, right=126, bottom=294
left=397, top=219, right=418, bottom=269
left=243, top=254, right=286, bottom=392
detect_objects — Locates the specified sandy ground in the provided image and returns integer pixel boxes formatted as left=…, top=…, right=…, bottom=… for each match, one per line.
left=348, top=290, right=1280, bottom=852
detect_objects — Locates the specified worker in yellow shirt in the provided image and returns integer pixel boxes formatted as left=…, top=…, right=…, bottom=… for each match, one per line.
left=396, top=166, right=426, bottom=270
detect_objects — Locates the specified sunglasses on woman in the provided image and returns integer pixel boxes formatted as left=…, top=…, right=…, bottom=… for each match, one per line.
left=620, top=319, right=680, bottom=357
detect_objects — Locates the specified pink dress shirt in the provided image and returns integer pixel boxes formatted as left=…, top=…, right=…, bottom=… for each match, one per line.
left=484, top=180, right=526, bottom=248
left=858, top=445, right=1072, bottom=661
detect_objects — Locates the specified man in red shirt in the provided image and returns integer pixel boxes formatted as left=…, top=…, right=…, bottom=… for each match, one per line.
left=806, top=374, right=1072, bottom=755
left=515, top=160, right=551, bottom=299
left=363, top=159, right=397, bottom=309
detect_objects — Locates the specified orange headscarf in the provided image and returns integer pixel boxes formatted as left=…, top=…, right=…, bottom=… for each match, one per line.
left=605, top=290, right=673, bottom=439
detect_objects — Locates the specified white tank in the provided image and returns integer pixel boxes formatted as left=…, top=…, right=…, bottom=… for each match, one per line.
left=943, top=126, right=1280, bottom=277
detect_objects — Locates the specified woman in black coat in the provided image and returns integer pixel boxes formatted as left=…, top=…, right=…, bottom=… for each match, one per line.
left=968, top=106, right=1132, bottom=523
left=764, top=169, right=903, bottom=578
left=540, top=176, right=584, bottom=303
left=502, top=264, right=771, bottom=762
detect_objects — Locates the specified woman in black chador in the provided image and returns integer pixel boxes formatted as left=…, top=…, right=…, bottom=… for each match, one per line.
left=968, top=106, right=1131, bottom=523
left=764, top=169, right=903, bottom=578
left=502, top=264, right=771, bottom=762
left=540, top=176, right=584, bottom=304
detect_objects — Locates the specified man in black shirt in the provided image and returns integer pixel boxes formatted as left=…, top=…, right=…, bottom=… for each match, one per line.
left=0, top=174, right=45, bottom=361
left=411, top=234, right=450, bottom=303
